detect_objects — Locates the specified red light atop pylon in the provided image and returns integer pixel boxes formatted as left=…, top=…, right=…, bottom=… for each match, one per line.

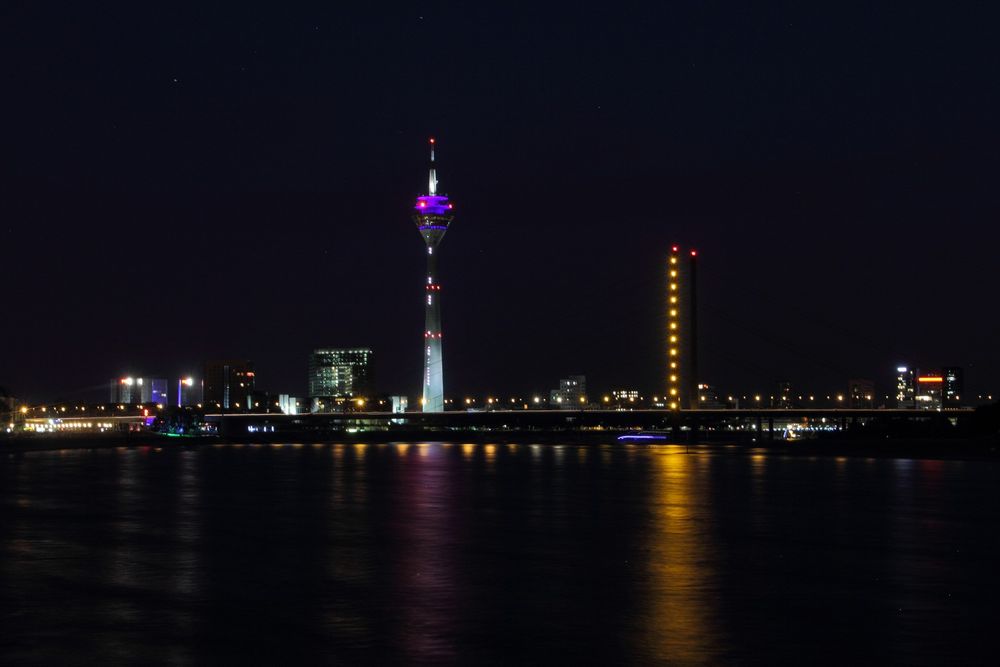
left=429, top=137, right=435, bottom=144
left=691, top=250, right=697, bottom=257
left=671, top=245, right=679, bottom=252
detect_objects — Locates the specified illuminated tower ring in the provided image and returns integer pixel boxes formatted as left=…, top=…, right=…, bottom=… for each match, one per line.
left=414, top=138, right=454, bottom=412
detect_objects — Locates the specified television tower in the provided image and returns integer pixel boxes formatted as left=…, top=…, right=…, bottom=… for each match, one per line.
left=414, top=138, right=454, bottom=412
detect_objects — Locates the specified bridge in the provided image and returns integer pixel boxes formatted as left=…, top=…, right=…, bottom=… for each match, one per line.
left=205, top=407, right=974, bottom=441
left=12, top=407, right=974, bottom=442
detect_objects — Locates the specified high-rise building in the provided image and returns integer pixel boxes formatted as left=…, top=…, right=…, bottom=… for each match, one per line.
left=413, top=138, right=455, bottom=413
left=667, top=246, right=699, bottom=409
left=896, top=366, right=915, bottom=408
left=111, top=377, right=140, bottom=403
left=177, top=376, right=202, bottom=407
left=109, top=376, right=168, bottom=404
left=203, top=360, right=255, bottom=411
left=550, top=376, right=586, bottom=409
left=308, top=348, right=374, bottom=398
left=943, top=367, right=964, bottom=406
left=915, top=371, right=945, bottom=410
left=149, top=378, right=169, bottom=405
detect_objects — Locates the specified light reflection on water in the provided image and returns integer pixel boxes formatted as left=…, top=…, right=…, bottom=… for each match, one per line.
left=1, top=442, right=998, bottom=664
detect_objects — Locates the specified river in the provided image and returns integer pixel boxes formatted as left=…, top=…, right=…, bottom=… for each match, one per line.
left=1, top=442, right=996, bottom=664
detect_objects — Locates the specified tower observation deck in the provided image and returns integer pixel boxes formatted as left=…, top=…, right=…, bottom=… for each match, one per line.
left=414, top=138, right=454, bottom=412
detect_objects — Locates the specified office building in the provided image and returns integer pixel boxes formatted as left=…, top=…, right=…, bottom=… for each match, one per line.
left=610, top=389, right=640, bottom=409
left=204, top=360, right=255, bottom=411
left=413, top=138, right=455, bottom=412
left=149, top=378, right=169, bottom=406
left=944, top=367, right=964, bottom=406
left=111, top=377, right=137, bottom=403
left=110, top=376, right=168, bottom=404
left=697, top=383, right=727, bottom=409
left=667, top=245, right=699, bottom=409
left=308, top=348, right=374, bottom=398
left=896, top=366, right=915, bottom=408
left=915, top=371, right=945, bottom=410
left=177, top=376, right=202, bottom=407
left=550, top=376, right=586, bottom=408
left=278, top=394, right=304, bottom=415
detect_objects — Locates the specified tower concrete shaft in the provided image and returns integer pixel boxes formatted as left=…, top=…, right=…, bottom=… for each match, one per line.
left=422, top=243, right=444, bottom=411
left=667, top=246, right=699, bottom=410
left=413, top=138, right=454, bottom=412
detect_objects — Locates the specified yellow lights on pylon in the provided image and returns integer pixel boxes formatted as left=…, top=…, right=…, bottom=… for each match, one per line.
left=667, top=245, right=682, bottom=411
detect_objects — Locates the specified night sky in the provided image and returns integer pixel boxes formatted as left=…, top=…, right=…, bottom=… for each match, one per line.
left=3, top=2, right=998, bottom=403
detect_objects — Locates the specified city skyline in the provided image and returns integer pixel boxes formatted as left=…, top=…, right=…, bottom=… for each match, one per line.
left=4, top=6, right=1000, bottom=665
left=2, top=4, right=998, bottom=402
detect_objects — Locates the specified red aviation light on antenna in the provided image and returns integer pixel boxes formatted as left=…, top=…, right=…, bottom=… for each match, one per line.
left=429, top=137, right=435, bottom=144
left=671, top=245, right=679, bottom=253
left=691, top=250, right=698, bottom=257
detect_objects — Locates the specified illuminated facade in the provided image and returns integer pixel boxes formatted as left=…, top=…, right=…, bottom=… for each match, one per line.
left=149, top=378, right=169, bottom=405
left=413, top=138, right=454, bottom=412
left=915, top=372, right=944, bottom=410
left=667, top=246, right=698, bottom=409
left=109, top=376, right=168, bottom=404
left=943, top=366, right=964, bottom=406
left=897, top=365, right=963, bottom=409
left=177, top=376, right=202, bottom=407
left=308, top=348, right=374, bottom=398
left=611, top=388, right=641, bottom=409
left=895, top=366, right=915, bottom=408
left=110, top=377, right=140, bottom=403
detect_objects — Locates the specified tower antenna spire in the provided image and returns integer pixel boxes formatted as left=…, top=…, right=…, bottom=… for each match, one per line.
left=428, top=137, right=438, bottom=195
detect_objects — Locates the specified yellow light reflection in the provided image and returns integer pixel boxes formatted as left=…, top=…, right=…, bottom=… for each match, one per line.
left=642, top=448, right=724, bottom=661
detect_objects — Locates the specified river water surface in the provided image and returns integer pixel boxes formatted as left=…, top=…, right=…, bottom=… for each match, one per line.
left=1, top=442, right=997, bottom=664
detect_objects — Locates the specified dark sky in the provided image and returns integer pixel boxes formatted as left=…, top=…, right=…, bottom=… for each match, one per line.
left=2, top=2, right=998, bottom=402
